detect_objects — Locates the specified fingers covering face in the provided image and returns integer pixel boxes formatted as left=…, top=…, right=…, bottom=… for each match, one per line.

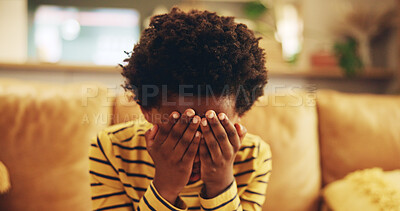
left=200, top=110, right=242, bottom=160
left=144, top=124, right=158, bottom=148
left=153, top=111, right=180, bottom=146
left=200, top=112, right=223, bottom=162
left=181, top=131, right=201, bottom=164
left=163, top=109, right=195, bottom=150
left=199, top=138, right=211, bottom=164
left=218, top=113, right=241, bottom=152
left=150, top=109, right=243, bottom=162
left=174, top=115, right=201, bottom=160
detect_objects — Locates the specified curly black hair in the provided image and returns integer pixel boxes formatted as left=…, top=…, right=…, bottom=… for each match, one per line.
left=122, top=7, right=267, bottom=116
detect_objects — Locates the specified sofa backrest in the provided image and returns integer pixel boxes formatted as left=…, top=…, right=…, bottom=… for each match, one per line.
left=0, top=79, right=112, bottom=211
left=241, top=93, right=321, bottom=211
left=317, top=90, right=400, bottom=186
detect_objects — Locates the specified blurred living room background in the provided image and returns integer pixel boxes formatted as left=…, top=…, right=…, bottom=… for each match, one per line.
left=0, top=0, right=399, bottom=94
left=0, top=1, right=400, bottom=211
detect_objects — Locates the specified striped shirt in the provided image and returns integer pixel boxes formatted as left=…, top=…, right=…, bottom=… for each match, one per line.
left=89, top=119, right=272, bottom=211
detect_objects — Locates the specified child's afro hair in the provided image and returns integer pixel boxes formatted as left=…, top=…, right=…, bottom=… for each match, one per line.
left=122, top=7, right=267, bottom=116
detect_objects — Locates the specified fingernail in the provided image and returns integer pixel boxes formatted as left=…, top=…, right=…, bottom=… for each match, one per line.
left=192, top=116, right=199, bottom=124
left=186, top=109, right=195, bottom=117
left=172, top=112, right=180, bottom=119
left=195, top=131, right=200, bottom=138
left=207, top=110, right=215, bottom=119
left=218, top=113, right=226, bottom=121
left=201, top=118, right=207, bottom=126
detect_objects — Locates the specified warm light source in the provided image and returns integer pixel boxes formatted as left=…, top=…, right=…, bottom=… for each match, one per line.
left=275, top=3, right=303, bottom=62
left=61, top=19, right=81, bottom=41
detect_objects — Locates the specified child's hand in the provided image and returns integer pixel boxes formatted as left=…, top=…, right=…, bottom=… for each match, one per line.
left=145, top=109, right=201, bottom=205
left=199, top=110, right=247, bottom=198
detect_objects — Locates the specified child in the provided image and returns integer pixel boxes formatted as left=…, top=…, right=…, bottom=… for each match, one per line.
left=90, top=7, right=271, bottom=211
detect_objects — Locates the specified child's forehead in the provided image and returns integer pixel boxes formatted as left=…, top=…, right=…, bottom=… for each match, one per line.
left=158, top=95, right=236, bottom=117
left=162, top=104, right=232, bottom=117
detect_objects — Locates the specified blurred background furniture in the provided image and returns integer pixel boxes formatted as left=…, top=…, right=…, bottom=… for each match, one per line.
left=1, top=79, right=398, bottom=211
left=0, top=79, right=112, bottom=211
left=1, top=0, right=399, bottom=94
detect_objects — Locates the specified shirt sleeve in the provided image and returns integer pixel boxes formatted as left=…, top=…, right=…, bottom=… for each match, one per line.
left=239, top=141, right=272, bottom=211
left=199, top=180, right=241, bottom=211
left=198, top=141, right=272, bottom=211
left=90, top=131, right=189, bottom=211
left=138, top=181, right=188, bottom=211
left=90, top=132, right=134, bottom=210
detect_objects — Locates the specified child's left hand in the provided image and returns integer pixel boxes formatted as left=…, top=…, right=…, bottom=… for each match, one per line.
left=199, top=110, right=247, bottom=198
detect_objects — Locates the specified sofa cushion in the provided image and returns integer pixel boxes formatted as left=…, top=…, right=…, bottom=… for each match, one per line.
left=241, top=93, right=321, bottom=211
left=322, top=168, right=400, bottom=211
left=317, top=90, right=400, bottom=186
left=0, top=161, right=10, bottom=194
left=0, top=79, right=112, bottom=211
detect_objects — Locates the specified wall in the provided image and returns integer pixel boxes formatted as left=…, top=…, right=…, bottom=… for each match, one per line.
left=0, top=0, right=27, bottom=63
left=0, top=0, right=398, bottom=94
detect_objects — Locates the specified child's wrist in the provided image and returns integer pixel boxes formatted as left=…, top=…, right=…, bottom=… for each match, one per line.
left=203, top=178, right=233, bottom=198
left=153, top=178, right=181, bottom=205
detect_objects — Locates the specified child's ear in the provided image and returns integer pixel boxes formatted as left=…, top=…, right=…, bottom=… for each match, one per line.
left=139, top=106, right=153, bottom=124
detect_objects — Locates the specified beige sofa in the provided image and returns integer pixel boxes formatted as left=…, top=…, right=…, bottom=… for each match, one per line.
left=0, top=79, right=399, bottom=211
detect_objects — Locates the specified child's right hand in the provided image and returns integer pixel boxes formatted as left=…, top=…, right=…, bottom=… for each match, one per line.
left=144, top=109, right=201, bottom=206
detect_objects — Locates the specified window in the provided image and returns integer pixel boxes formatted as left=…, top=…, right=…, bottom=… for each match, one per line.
left=31, top=5, right=140, bottom=65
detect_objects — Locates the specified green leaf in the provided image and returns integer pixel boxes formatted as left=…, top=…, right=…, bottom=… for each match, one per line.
left=243, top=1, right=268, bottom=20
left=333, top=37, right=364, bottom=77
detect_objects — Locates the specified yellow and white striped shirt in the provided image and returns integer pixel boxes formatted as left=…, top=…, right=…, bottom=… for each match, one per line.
left=89, top=119, right=272, bottom=211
